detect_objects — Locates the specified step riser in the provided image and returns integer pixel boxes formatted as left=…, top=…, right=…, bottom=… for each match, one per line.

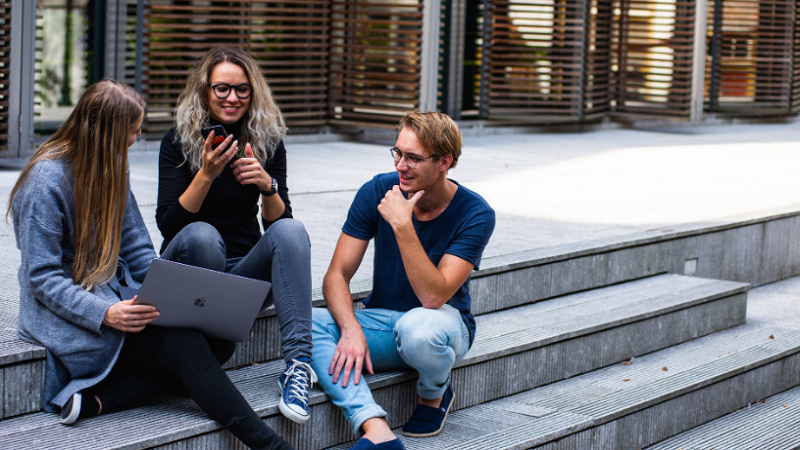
left=529, top=352, right=800, bottom=450
left=144, top=292, right=748, bottom=450
left=1, top=360, right=43, bottom=419
left=147, top=381, right=420, bottom=450
left=475, top=213, right=800, bottom=315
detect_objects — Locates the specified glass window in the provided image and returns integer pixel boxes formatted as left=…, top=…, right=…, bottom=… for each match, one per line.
left=34, top=0, right=93, bottom=136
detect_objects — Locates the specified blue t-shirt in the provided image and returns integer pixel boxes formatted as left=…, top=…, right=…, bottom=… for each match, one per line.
left=342, top=172, right=496, bottom=345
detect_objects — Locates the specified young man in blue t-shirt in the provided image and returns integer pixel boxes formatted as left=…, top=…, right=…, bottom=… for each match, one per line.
left=310, top=111, right=495, bottom=450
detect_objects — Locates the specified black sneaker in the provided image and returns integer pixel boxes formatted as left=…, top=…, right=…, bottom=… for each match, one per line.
left=60, top=392, right=81, bottom=425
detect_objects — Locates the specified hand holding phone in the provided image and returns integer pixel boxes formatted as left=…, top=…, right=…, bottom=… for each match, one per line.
left=201, top=125, right=228, bottom=146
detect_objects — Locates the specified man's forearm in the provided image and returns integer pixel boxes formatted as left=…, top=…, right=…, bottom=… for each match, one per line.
left=393, top=224, right=450, bottom=309
left=322, top=272, right=364, bottom=332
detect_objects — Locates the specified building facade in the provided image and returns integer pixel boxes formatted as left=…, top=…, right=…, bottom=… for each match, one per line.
left=2, top=0, right=799, bottom=157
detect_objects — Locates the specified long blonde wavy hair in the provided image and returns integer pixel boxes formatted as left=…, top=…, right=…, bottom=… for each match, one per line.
left=8, top=80, right=145, bottom=290
left=174, top=46, right=286, bottom=172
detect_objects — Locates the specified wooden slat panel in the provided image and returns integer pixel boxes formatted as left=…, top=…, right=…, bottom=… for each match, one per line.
left=705, top=0, right=794, bottom=114
left=143, top=0, right=330, bottom=137
left=612, top=0, right=696, bottom=117
left=328, top=0, right=423, bottom=125
left=483, top=0, right=589, bottom=121
left=0, top=1, right=9, bottom=150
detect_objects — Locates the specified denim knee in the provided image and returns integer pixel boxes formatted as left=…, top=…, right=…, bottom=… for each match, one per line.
left=394, top=306, right=467, bottom=371
left=265, top=219, right=311, bottom=253
left=163, top=222, right=226, bottom=271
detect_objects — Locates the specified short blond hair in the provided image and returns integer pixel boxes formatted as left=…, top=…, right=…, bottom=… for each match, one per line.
left=398, top=111, right=462, bottom=169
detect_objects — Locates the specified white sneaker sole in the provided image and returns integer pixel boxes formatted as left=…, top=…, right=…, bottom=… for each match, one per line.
left=60, top=392, right=82, bottom=425
left=277, top=380, right=310, bottom=425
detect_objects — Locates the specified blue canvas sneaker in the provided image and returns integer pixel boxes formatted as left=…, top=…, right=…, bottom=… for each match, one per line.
left=401, top=383, right=455, bottom=437
left=278, top=359, right=318, bottom=424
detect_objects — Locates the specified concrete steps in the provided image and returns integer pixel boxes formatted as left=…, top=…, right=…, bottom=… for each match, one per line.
left=0, top=274, right=748, bottom=449
left=328, top=322, right=800, bottom=450
left=644, top=385, right=800, bottom=450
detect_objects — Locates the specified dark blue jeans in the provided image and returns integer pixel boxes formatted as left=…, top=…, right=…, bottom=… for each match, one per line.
left=160, top=219, right=313, bottom=362
left=91, top=326, right=294, bottom=450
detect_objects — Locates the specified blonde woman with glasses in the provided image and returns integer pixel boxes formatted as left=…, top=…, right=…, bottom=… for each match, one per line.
left=156, top=46, right=315, bottom=425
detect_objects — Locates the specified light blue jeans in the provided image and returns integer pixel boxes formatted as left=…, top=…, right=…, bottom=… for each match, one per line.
left=161, top=220, right=313, bottom=362
left=311, top=305, right=470, bottom=435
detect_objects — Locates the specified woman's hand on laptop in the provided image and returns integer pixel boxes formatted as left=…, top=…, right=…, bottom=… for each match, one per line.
left=103, top=297, right=160, bottom=332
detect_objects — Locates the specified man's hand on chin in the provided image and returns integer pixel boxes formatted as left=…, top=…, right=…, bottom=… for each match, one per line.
left=378, top=185, right=424, bottom=230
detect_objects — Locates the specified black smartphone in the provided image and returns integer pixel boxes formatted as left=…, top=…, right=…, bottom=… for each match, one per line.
left=201, top=125, right=228, bottom=146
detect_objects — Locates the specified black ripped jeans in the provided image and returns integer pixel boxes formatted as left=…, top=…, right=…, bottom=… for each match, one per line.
left=88, top=326, right=294, bottom=450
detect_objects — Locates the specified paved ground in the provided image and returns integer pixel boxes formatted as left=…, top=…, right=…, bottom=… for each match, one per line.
left=1, top=122, right=799, bottom=326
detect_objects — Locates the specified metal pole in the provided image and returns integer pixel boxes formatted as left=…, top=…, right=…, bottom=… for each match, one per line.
left=135, top=0, right=144, bottom=93
left=690, top=0, right=709, bottom=122
left=419, top=0, right=442, bottom=112
left=9, top=0, right=37, bottom=155
left=478, top=0, right=490, bottom=119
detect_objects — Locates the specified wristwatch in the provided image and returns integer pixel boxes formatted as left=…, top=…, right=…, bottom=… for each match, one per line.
left=260, top=177, right=278, bottom=196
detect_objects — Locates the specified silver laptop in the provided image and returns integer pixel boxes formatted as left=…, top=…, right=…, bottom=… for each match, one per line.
left=125, top=259, right=271, bottom=342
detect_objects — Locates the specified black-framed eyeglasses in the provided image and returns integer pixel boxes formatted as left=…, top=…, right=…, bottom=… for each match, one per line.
left=208, top=83, right=253, bottom=99
left=390, top=147, right=436, bottom=168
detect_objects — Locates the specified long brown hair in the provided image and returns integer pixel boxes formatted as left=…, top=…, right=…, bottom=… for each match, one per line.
left=8, top=80, right=145, bottom=290
left=175, top=46, right=285, bottom=172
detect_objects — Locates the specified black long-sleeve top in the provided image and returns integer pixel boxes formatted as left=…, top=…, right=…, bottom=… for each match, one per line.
left=156, top=124, right=293, bottom=258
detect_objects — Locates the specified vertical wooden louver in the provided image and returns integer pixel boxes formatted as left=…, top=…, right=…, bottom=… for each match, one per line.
left=612, top=0, right=696, bottom=117
left=482, top=0, right=588, bottom=121
left=328, top=0, right=423, bottom=126
left=143, top=1, right=330, bottom=136
left=583, top=0, right=614, bottom=118
left=249, top=1, right=330, bottom=129
left=705, top=0, right=794, bottom=113
left=0, top=1, right=10, bottom=151
left=793, top=0, right=800, bottom=111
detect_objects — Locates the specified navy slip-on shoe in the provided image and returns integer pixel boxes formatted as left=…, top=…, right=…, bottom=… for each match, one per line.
left=350, top=437, right=406, bottom=450
left=401, top=383, right=455, bottom=437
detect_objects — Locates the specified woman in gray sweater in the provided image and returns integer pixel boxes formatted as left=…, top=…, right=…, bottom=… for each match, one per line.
left=8, top=80, right=293, bottom=450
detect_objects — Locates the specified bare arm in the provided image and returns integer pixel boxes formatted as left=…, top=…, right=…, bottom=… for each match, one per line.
left=378, top=186, right=475, bottom=309
left=322, top=232, right=371, bottom=386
